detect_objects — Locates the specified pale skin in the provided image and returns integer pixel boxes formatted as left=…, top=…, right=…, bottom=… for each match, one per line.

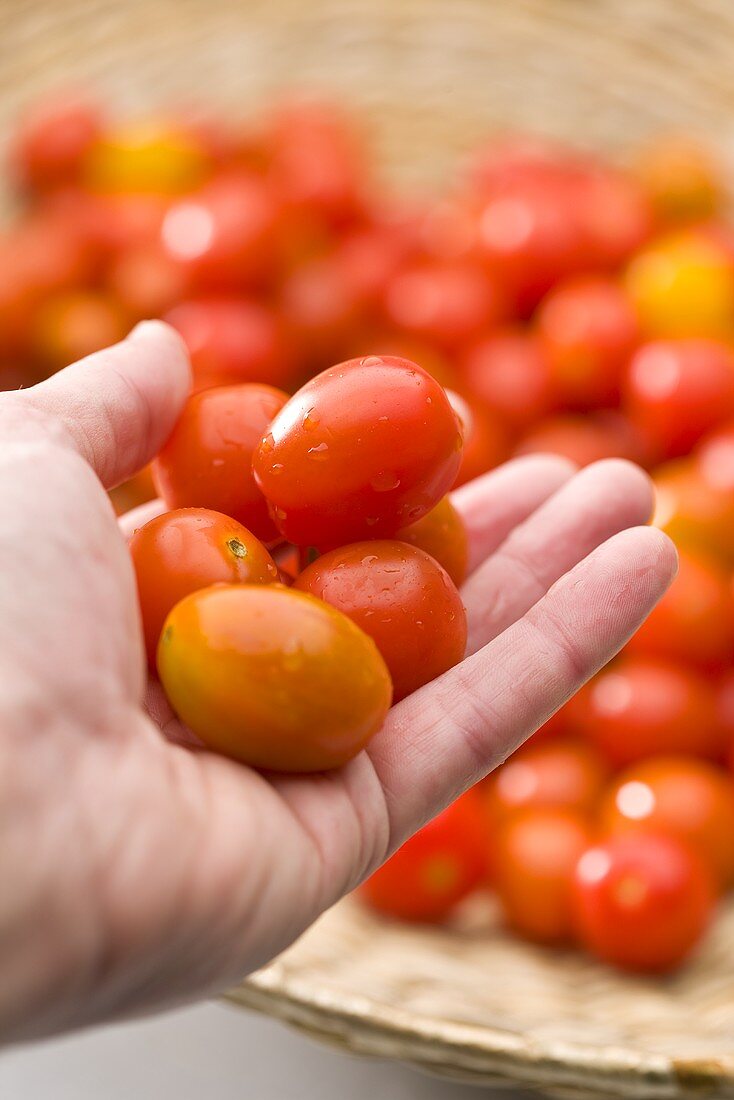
left=0, top=321, right=677, bottom=1043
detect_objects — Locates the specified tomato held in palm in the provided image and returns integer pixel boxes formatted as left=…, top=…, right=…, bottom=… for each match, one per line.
left=624, top=339, right=734, bottom=460
left=165, top=297, right=295, bottom=392
left=600, top=756, right=734, bottom=890
left=568, top=656, right=724, bottom=766
left=130, top=508, right=278, bottom=667
left=153, top=383, right=288, bottom=543
left=536, top=276, right=640, bottom=409
left=495, top=807, right=592, bottom=944
left=253, top=356, right=463, bottom=548
left=458, top=328, right=554, bottom=430
left=486, top=739, right=608, bottom=821
left=295, top=541, right=466, bottom=702
left=158, top=584, right=392, bottom=772
left=359, top=792, right=490, bottom=922
left=395, top=496, right=468, bottom=587
left=627, top=546, right=734, bottom=669
left=572, top=833, right=715, bottom=973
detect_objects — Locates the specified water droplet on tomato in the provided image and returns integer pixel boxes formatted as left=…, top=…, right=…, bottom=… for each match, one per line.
left=361, top=554, right=378, bottom=566
left=260, top=433, right=274, bottom=455
left=308, top=442, right=329, bottom=460
left=302, top=408, right=320, bottom=430
left=365, top=516, right=379, bottom=527
left=271, top=463, right=284, bottom=474
left=370, top=471, right=400, bottom=492
left=361, top=356, right=383, bottom=367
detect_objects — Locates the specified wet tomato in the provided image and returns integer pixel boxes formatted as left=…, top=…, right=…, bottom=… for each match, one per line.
left=395, top=496, right=469, bottom=587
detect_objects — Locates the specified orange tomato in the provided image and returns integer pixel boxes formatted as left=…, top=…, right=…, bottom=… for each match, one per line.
left=486, top=739, right=608, bottom=821
left=396, top=496, right=469, bottom=587
left=653, top=457, right=734, bottom=565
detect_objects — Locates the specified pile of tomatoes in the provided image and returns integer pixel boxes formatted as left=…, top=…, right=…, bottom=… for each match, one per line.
left=5, top=91, right=734, bottom=976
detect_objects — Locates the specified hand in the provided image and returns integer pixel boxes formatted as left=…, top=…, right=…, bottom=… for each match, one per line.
left=0, top=322, right=676, bottom=1042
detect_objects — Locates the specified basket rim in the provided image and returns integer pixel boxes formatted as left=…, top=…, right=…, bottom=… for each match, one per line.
left=225, top=966, right=734, bottom=1099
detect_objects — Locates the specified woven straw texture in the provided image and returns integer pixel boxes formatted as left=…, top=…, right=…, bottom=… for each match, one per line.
left=3, top=1, right=734, bottom=1095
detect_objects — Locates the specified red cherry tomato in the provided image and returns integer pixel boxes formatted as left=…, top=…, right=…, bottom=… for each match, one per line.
left=279, top=253, right=367, bottom=365
left=458, top=328, right=555, bottom=430
left=495, top=808, right=592, bottom=944
left=165, top=297, right=295, bottom=393
left=359, top=793, right=490, bottom=922
left=10, top=93, right=102, bottom=191
left=158, top=584, right=392, bottom=772
left=486, top=739, right=608, bottom=821
left=624, top=339, right=734, bottom=461
left=295, top=541, right=466, bottom=702
left=153, top=383, right=289, bottom=543
left=572, top=833, right=715, bottom=973
left=108, top=242, right=190, bottom=321
left=627, top=546, right=734, bottom=669
left=515, top=412, right=646, bottom=468
left=453, top=400, right=511, bottom=487
left=253, top=356, right=463, bottom=549
left=130, top=508, right=278, bottom=667
left=396, top=496, right=469, bottom=587
left=33, top=291, right=129, bottom=370
left=600, top=756, right=734, bottom=890
left=536, top=276, right=640, bottom=409
left=574, top=166, right=654, bottom=269
left=568, top=656, right=725, bottom=766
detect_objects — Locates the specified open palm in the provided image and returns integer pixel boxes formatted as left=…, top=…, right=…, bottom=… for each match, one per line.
left=0, top=322, right=676, bottom=1043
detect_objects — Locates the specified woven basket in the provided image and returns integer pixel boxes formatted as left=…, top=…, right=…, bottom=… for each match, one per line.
left=4, top=1, right=734, bottom=1095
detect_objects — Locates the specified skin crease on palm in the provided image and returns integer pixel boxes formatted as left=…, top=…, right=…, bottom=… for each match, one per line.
left=0, top=320, right=677, bottom=1044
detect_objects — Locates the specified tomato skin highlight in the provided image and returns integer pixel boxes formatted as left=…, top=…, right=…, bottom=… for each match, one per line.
left=130, top=508, right=278, bottom=668
left=158, top=584, right=392, bottom=772
left=253, top=356, right=463, bottom=549
left=295, top=540, right=467, bottom=702
left=485, top=738, right=609, bottom=821
left=359, top=793, right=490, bottom=922
left=152, top=383, right=288, bottom=543
left=395, top=496, right=469, bottom=587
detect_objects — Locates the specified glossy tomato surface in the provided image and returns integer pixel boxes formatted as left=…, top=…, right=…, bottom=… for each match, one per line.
left=395, top=496, right=469, bottom=587
left=152, top=383, right=288, bottom=542
left=295, top=540, right=467, bottom=702
left=253, top=356, right=463, bottom=548
left=130, top=508, right=278, bottom=667
left=158, top=584, right=392, bottom=772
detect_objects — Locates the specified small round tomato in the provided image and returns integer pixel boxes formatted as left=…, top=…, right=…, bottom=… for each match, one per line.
left=396, top=496, right=468, bottom=587
left=84, top=120, right=211, bottom=195
left=295, top=541, right=466, bottom=702
left=600, top=756, right=734, bottom=890
left=487, top=739, right=608, bottom=821
left=572, top=833, right=715, bottom=973
left=653, top=458, right=734, bottom=565
left=458, top=328, right=554, bottom=430
left=627, top=546, right=734, bottom=669
left=568, top=656, right=724, bottom=766
left=624, top=230, right=734, bottom=338
left=359, top=792, right=490, bottom=922
left=575, top=166, right=653, bottom=269
left=107, top=242, right=190, bottom=321
left=253, top=356, right=463, bottom=548
left=635, top=137, right=722, bottom=225
left=383, top=259, right=506, bottom=350
left=453, top=400, right=511, bottom=487
left=33, top=291, right=129, bottom=370
left=130, top=508, right=278, bottom=667
left=165, top=297, right=295, bottom=392
left=536, top=276, right=640, bottom=409
left=161, top=170, right=279, bottom=290
left=152, top=383, right=289, bottom=543
left=158, top=584, right=392, bottom=771
left=624, top=339, right=734, bottom=461
left=279, top=253, right=366, bottom=364
left=10, top=93, right=103, bottom=191
left=495, top=808, right=592, bottom=944
left=515, top=412, right=646, bottom=468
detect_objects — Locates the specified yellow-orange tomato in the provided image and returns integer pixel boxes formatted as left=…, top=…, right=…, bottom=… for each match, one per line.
left=635, top=137, right=722, bottom=225
left=157, top=584, right=393, bottom=772
left=653, top=458, right=734, bottom=565
left=624, top=230, right=734, bottom=338
left=84, top=121, right=211, bottom=194
left=396, top=496, right=469, bottom=587
left=130, top=508, right=278, bottom=667
left=33, top=290, right=129, bottom=370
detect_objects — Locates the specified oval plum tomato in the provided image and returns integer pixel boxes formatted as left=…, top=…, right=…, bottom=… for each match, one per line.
left=158, top=584, right=392, bottom=772
left=165, top=297, right=295, bottom=392
left=600, top=756, right=734, bottom=890
left=359, top=793, right=490, bottom=922
left=453, top=400, right=511, bottom=487
left=536, top=276, right=640, bottom=409
left=568, top=656, right=724, bottom=766
left=495, top=807, right=592, bottom=945
left=382, top=259, right=506, bottom=350
left=458, top=328, right=554, bottom=430
left=624, top=230, right=734, bottom=338
left=253, top=356, right=463, bottom=548
left=32, top=291, right=129, bottom=370
left=295, top=541, right=466, bottom=702
left=486, top=739, right=608, bottom=821
left=515, top=412, right=646, bottom=468
left=10, top=92, right=103, bottom=191
left=396, top=496, right=468, bottom=587
left=653, top=458, right=734, bottom=565
left=635, top=137, right=722, bottom=225
left=152, top=383, right=289, bottom=543
left=572, top=833, right=715, bottom=973
left=627, top=546, right=734, bottom=670
left=623, top=339, right=734, bottom=461
left=130, top=508, right=278, bottom=668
